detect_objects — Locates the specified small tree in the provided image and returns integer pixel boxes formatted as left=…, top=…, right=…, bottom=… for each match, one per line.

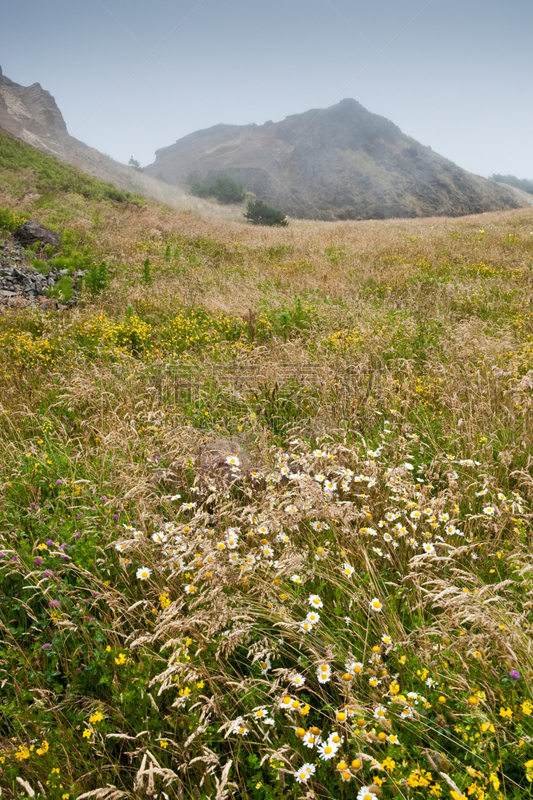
left=128, top=157, right=142, bottom=171
left=244, top=199, right=288, bottom=226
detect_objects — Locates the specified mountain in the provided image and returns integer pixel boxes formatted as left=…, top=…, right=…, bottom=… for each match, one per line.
left=0, top=66, right=198, bottom=209
left=144, top=99, right=524, bottom=221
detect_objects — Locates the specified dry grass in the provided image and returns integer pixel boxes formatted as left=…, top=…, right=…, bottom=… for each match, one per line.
left=1, top=181, right=533, bottom=799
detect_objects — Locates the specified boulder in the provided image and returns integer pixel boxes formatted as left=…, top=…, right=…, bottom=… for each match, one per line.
left=13, top=220, right=60, bottom=248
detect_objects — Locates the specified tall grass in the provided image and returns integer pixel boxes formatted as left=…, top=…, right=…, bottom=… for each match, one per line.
left=1, top=157, right=533, bottom=799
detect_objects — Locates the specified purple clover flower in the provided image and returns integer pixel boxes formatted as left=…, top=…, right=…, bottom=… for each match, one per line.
left=49, top=599, right=60, bottom=609
left=509, top=669, right=521, bottom=680
left=42, top=643, right=52, bottom=650
left=34, top=557, right=43, bottom=567
left=57, top=478, right=63, bottom=484
left=46, top=539, right=55, bottom=547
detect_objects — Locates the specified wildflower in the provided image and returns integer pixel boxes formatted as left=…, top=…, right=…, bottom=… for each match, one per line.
left=306, top=611, right=320, bottom=624
left=152, top=532, right=167, bottom=543
left=522, top=700, right=532, bottom=715
left=422, top=543, right=435, bottom=555
left=317, top=740, right=339, bottom=760
left=499, top=706, right=513, bottom=718
left=294, top=764, right=313, bottom=784
left=303, top=730, right=320, bottom=748
left=170, top=494, right=181, bottom=501
left=357, top=787, right=378, bottom=800
left=388, top=734, right=400, bottom=745
left=82, top=729, right=91, bottom=739
left=317, top=663, right=331, bottom=683
left=342, top=563, right=355, bottom=577
left=136, top=567, right=151, bottom=580
left=232, top=722, right=249, bottom=735
left=346, top=660, right=364, bottom=675
left=369, top=598, right=382, bottom=612
left=259, top=658, right=271, bottom=674
left=184, top=584, right=196, bottom=594
left=381, top=634, right=392, bottom=645
left=42, top=643, right=52, bottom=650
left=373, top=704, right=388, bottom=721
left=292, top=673, right=306, bottom=687
left=291, top=574, right=302, bottom=583
left=308, top=594, right=323, bottom=608
left=311, top=520, right=329, bottom=532
left=483, top=506, right=495, bottom=516
left=509, top=669, right=520, bottom=680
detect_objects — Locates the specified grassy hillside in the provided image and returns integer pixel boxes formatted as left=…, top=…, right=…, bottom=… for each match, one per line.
left=1, top=140, right=533, bottom=800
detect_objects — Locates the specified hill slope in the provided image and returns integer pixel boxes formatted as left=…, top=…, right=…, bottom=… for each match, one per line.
left=145, top=98, right=524, bottom=220
left=0, top=66, right=230, bottom=214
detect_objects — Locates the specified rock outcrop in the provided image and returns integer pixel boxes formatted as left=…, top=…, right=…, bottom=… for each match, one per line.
left=145, top=99, right=524, bottom=221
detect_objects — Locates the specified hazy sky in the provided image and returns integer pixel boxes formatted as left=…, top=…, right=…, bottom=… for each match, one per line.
left=1, top=0, right=532, bottom=178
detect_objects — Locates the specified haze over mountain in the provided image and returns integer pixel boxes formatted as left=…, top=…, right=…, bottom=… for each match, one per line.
left=145, top=99, right=525, bottom=221
left=0, top=65, right=528, bottom=222
left=0, top=66, right=201, bottom=210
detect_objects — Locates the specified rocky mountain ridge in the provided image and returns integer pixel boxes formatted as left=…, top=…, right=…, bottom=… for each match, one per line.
left=0, top=67, right=200, bottom=210
left=145, top=98, right=524, bottom=221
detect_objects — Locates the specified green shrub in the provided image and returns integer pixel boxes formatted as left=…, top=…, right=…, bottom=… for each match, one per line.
left=190, top=174, right=245, bottom=204
left=84, top=260, right=110, bottom=295
left=0, top=207, right=26, bottom=234
left=244, top=199, right=288, bottom=226
left=48, top=275, right=74, bottom=302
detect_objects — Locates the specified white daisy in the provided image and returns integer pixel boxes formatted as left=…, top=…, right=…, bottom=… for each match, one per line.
left=317, top=740, right=339, bottom=760
left=136, top=566, right=151, bottom=580
left=308, top=594, right=323, bottom=608
left=291, top=673, right=306, bottom=687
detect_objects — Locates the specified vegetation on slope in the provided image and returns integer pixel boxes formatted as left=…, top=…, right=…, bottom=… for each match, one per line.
left=1, top=147, right=533, bottom=800
left=0, top=130, right=143, bottom=205
left=190, top=174, right=246, bottom=205
left=490, top=174, right=533, bottom=196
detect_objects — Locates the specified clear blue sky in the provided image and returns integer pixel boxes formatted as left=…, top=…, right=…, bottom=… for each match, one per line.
left=1, top=0, right=532, bottom=178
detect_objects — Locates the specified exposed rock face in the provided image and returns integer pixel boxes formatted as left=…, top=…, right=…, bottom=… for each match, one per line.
left=145, top=99, right=524, bottom=220
left=0, top=66, right=196, bottom=208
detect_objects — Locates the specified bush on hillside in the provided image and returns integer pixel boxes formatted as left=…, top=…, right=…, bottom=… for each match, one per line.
left=190, top=174, right=246, bottom=204
left=244, top=198, right=288, bottom=226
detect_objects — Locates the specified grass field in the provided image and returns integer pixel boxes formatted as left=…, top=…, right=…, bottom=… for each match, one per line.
left=1, top=136, right=533, bottom=800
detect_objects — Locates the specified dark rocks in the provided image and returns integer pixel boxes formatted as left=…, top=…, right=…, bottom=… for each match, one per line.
left=13, top=220, right=60, bottom=248
left=0, top=241, right=85, bottom=310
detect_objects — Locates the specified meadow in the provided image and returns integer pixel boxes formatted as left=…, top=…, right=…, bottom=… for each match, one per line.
left=1, top=138, right=533, bottom=800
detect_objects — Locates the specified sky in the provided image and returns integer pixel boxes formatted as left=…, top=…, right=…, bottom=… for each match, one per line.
left=1, top=0, right=532, bottom=178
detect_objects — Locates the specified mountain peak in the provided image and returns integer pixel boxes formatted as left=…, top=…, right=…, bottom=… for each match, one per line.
left=145, top=99, right=521, bottom=220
